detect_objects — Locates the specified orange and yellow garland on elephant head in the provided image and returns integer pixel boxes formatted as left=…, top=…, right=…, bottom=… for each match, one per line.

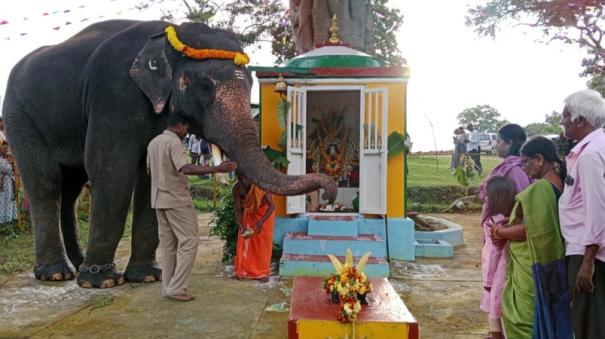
left=164, top=26, right=250, bottom=66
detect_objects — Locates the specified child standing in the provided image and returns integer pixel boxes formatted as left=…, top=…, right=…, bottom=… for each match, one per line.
left=480, top=176, right=517, bottom=339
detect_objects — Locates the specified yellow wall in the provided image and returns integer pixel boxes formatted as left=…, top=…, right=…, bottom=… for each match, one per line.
left=259, top=81, right=407, bottom=217
left=260, top=84, right=288, bottom=215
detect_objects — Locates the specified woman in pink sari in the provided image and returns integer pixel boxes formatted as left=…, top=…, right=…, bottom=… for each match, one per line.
left=479, top=124, right=531, bottom=338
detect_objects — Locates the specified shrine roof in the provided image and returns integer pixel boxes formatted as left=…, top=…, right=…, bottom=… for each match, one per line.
left=250, top=45, right=409, bottom=79
left=285, top=46, right=383, bottom=68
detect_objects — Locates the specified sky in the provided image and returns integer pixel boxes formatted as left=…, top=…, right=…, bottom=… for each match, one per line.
left=0, top=0, right=590, bottom=151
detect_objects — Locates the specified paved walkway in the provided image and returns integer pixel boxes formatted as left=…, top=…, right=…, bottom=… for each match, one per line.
left=0, top=213, right=487, bottom=338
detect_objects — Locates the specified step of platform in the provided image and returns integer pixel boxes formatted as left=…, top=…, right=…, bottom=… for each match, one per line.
left=283, top=232, right=387, bottom=257
left=279, top=253, right=389, bottom=278
left=415, top=239, right=454, bottom=258
left=288, top=276, right=418, bottom=339
left=307, top=215, right=359, bottom=237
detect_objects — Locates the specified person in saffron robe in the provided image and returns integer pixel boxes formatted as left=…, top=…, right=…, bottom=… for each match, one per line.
left=233, top=175, right=275, bottom=281
left=493, top=136, right=572, bottom=338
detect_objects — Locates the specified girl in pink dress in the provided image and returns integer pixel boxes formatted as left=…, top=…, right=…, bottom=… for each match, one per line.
left=480, top=176, right=517, bottom=339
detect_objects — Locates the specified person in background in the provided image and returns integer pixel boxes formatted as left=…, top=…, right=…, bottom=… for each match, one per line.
left=558, top=89, right=605, bottom=339
left=0, top=118, right=6, bottom=145
left=451, top=127, right=467, bottom=170
left=494, top=136, right=571, bottom=338
left=188, top=134, right=201, bottom=165
left=480, top=176, right=516, bottom=339
left=0, top=142, right=17, bottom=224
left=147, top=113, right=236, bottom=301
left=466, top=123, right=482, bottom=173
left=479, top=124, right=532, bottom=216
left=232, top=174, right=275, bottom=281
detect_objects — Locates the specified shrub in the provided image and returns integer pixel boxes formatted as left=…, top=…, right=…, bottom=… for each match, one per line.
left=209, top=193, right=238, bottom=263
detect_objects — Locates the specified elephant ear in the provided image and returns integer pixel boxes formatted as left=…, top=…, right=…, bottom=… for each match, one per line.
left=129, top=33, right=173, bottom=114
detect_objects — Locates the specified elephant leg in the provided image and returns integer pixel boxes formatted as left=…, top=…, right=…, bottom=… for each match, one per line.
left=124, top=161, right=161, bottom=283
left=13, top=147, right=74, bottom=281
left=77, top=157, right=137, bottom=288
left=60, top=166, right=88, bottom=270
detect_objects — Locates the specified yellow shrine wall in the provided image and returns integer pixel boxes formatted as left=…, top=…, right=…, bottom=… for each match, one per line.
left=258, top=81, right=407, bottom=218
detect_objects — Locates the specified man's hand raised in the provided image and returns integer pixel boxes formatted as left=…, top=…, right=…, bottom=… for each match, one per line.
left=215, top=161, right=237, bottom=173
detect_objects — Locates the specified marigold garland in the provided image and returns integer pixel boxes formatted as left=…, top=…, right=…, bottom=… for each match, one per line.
left=321, top=250, right=373, bottom=323
left=164, top=26, right=250, bottom=66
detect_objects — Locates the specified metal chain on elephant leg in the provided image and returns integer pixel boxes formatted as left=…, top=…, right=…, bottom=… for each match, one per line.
left=77, top=262, right=125, bottom=288
left=78, top=262, right=117, bottom=274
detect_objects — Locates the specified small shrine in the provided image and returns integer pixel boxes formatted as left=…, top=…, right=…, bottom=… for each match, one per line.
left=250, top=16, right=415, bottom=278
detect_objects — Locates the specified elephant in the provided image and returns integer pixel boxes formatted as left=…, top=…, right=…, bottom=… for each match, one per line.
left=2, top=20, right=336, bottom=288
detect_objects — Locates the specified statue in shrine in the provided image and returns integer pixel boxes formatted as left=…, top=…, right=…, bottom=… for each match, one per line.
left=308, top=108, right=358, bottom=183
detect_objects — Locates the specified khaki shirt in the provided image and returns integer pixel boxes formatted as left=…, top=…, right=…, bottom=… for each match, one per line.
left=147, top=130, right=192, bottom=209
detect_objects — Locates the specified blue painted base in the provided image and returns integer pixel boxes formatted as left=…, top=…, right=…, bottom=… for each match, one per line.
left=307, top=217, right=358, bottom=237
left=279, top=255, right=389, bottom=278
left=387, top=218, right=415, bottom=261
left=414, top=239, right=453, bottom=258
left=415, top=224, right=464, bottom=247
left=274, top=216, right=308, bottom=246
left=283, top=233, right=386, bottom=257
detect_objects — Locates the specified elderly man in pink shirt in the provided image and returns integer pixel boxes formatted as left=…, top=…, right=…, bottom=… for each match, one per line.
left=558, top=89, right=605, bottom=339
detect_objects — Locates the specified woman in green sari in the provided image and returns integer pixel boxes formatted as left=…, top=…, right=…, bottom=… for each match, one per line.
left=489, top=136, right=572, bottom=338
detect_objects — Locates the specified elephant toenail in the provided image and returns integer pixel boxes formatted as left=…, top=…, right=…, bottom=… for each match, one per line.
left=100, top=279, right=116, bottom=288
left=143, top=275, right=156, bottom=283
left=49, top=273, right=63, bottom=281
left=80, top=281, right=93, bottom=288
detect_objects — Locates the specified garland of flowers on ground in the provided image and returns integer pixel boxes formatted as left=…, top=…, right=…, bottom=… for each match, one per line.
left=321, top=249, right=372, bottom=322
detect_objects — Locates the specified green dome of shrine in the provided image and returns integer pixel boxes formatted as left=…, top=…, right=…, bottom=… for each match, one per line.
left=284, top=46, right=384, bottom=68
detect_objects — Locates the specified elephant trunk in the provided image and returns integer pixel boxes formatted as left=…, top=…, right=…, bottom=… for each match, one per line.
left=205, top=81, right=336, bottom=201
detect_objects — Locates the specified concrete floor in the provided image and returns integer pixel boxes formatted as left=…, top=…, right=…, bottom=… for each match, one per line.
left=0, top=213, right=487, bottom=338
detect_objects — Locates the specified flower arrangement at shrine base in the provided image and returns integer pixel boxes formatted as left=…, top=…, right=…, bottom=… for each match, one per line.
left=321, top=249, right=372, bottom=323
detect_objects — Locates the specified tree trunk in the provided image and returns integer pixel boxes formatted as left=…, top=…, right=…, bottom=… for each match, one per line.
left=290, top=0, right=374, bottom=54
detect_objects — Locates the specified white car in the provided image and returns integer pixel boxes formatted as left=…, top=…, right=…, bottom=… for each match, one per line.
left=479, top=132, right=497, bottom=154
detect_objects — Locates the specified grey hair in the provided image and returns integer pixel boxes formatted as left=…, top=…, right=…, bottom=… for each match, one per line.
left=564, top=89, right=605, bottom=128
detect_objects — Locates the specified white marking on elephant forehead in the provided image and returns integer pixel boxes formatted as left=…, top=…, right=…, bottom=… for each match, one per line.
left=148, top=60, right=158, bottom=71
left=234, top=69, right=246, bottom=80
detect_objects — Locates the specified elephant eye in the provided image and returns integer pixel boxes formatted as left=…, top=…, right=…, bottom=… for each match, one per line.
left=199, top=77, right=215, bottom=93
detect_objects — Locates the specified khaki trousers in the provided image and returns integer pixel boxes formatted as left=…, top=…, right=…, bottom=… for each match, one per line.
left=156, top=205, right=199, bottom=297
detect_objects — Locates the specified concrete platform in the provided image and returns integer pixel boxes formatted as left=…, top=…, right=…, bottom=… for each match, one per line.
left=279, top=254, right=389, bottom=278
left=307, top=215, right=359, bottom=237
left=288, top=276, right=418, bottom=339
left=282, top=232, right=386, bottom=257
left=414, top=239, right=454, bottom=258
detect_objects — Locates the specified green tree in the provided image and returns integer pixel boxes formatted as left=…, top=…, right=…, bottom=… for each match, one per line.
left=466, top=0, right=605, bottom=77
left=524, top=111, right=563, bottom=136
left=162, top=0, right=404, bottom=65
left=162, top=0, right=287, bottom=52
left=457, top=105, right=508, bottom=132
left=588, top=72, right=605, bottom=97
left=370, top=0, right=405, bottom=66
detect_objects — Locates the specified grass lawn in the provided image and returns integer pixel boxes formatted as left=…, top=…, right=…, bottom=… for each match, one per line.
left=407, top=154, right=500, bottom=188
left=0, top=193, right=133, bottom=279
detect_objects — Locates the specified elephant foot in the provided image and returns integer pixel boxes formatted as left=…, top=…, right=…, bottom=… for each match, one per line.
left=34, top=260, right=75, bottom=281
left=124, top=261, right=162, bottom=283
left=77, top=263, right=125, bottom=289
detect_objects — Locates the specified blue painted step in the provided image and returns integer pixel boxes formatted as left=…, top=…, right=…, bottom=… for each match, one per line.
left=414, top=239, right=453, bottom=258
left=279, top=253, right=389, bottom=278
left=283, top=232, right=387, bottom=257
left=307, top=215, right=359, bottom=237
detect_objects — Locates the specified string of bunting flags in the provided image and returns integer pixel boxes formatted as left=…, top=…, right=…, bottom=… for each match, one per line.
left=0, top=0, right=178, bottom=40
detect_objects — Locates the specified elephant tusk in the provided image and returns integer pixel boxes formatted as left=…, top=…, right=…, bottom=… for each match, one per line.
left=210, top=144, right=229, bottom=185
